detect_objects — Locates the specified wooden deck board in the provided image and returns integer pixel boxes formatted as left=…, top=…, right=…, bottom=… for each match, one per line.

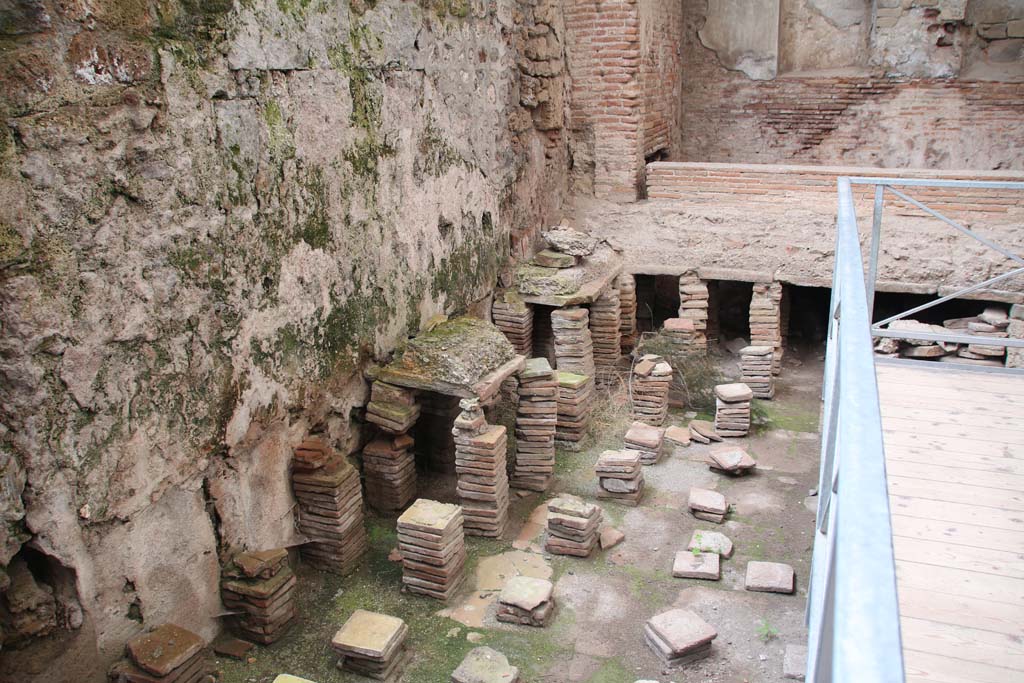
left=876, top=363, right=1024, bottom=682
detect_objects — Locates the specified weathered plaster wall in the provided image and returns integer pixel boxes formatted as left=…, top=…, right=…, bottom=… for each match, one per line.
left=680, top=0, right=1024, bottom=168
left=0, top=1, right=569, bottom=679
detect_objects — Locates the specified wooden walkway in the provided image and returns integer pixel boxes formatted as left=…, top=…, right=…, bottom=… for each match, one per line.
left=876, top=362, right=1024, bottom=683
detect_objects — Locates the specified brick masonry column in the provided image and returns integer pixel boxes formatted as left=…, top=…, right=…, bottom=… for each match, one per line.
left=551, top=306, right=596, bottom=377
left=749, top=282, right=784, bottom=376
left=452, top=399, right=510, bottom=538
left=590, top=285, right=622, bottom=377
left=618, top=273, right=638, bottom=352
left=492, top=294, right=534, bottom=357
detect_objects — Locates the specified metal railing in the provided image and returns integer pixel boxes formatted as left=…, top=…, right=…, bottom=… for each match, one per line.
left=805, top=177, right=904, bottom=682
left=807, top=176, right=1024, bottom=681
left=857, top=176, right=1024, bottom=351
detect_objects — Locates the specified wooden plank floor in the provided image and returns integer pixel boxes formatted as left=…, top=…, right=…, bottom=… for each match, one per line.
left=876, top=362, right=1024, bottom=683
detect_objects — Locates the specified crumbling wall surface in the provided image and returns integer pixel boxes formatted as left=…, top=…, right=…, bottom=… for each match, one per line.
left=698, top=0, right=781, bottom=80
left=0, top=0, right=568, bottom=679
left=680, top=0, right=1024, bottom=168
left=779, top=0, right=871, bottom=73
left=639, top=0, right=685, bottom=158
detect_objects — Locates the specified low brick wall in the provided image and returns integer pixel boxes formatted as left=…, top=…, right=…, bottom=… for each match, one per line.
left=646, top=162, right=1024, bottom=216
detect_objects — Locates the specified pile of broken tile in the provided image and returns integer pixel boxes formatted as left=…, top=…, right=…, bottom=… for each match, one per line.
left=545, top=494, right=602, bottom=557
left=630, top=354, right=672, bottom=426
left=291, top=440, right=368, bottom=575
left=708, top=444, right=756, bottom=476
left=496, top=576, right=555, bottom=627
left=874, top=307, right=1012, bottom=366
left=673, top=529, right=734, bottom=582
left=331, top=609, right=411, bottom=681
left=220, top=549, right=296, bottom=645
left=595, top=449, right=645, bottom=506
left=714, top=382, right=752, bottom=437
left=361, top=433, right=417, bottom=513
left=554, top=370, right=594, bottom=449
left=453, top=398, right=510, bottom=538
left=397, top=499, right=466, bottom=601
left=512, top=358, right=558, bottom=492
left=688, top=419, right=721, bottom=445
left=623, top=420, right=665, bottom=465
left=452, top=647, right=520, bottom=683
left=109, top=624, right=207, bottom=683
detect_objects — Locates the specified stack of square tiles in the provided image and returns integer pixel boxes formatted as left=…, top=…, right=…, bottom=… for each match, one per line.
left=366, top=381, right=420, bottom=434
left=595, top=449, right=644, bottom=506
left=292, top=450, right=367, bottom=575
left=555, top=371, right=594, bottom=450
left=551, top=307, right=595, bottom=377
left=220, top=549, right=296, bottom=645
left=750, top=282, right=784, bottom=376
left=740, top=346, right=774, bottom=399
left=111, top=624, right=207, bottom=683
left=630, top=355, right=673, bottom=426
left=713, top=383, right=752, bottom=437
left=677, top=275, right=709, bottom=353
left=644, top=609, right=717, bottom=666
left=544, top=494, right=602, bottom=558
left=589, top=286, right=622, bottom=373
left=618, top=274, right=638, bottom=352
left=453, top=398, right=510, bottom=538
left=623, top=421, right=665, bottom=465
left=331, top=609, right=411, bottom=681
left=512, top=358, right=558, bottom=492
left=492, top=294, right=534, bottom=357
left=496, top=576, right=556, bottom=627
left=362, top=433, right=416, bottom=513
left=397, top=499, right=466, bottom=601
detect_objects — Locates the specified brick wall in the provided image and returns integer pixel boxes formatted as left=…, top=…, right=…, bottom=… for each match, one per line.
left=639, top=0, right=684, bottom=159
left=565, top=0, right=643, bottom=201
left=679, top=5, right=1024, bottom=170
left=647, top=162, right=1024, bottom=217
left=565, top=0, right=684, bottom=201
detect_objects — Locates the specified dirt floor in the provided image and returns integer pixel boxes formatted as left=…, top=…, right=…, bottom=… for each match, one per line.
left=216, top=346, right=825, bottom=683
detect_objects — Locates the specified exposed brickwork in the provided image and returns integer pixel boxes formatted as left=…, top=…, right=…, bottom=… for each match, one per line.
left=566, top=0, right=684, bottom=201
left=678, top=6, right=1024, bottom=170
left=647, top=162, right=1024, bottom=217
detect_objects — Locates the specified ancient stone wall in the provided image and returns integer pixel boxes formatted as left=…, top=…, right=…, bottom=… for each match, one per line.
left=681, top=0, right=1024, bottom=169
left=0, top=1, right=569, bottom=679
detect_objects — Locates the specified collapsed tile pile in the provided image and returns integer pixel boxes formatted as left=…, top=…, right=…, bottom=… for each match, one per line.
left=110, top=624, right=207, bottom=683
left=512, top=358, right=558, bottom=492
left=452, top=647, right=520, bottom=683
left=740, top=345, right=775, bottom=399
left=555, top=371, right=594, bottom=449
left=875, top=309, right=1013, bottom=367
left=688, top=419, right=721, bottom=444
left=644, top=609, right=717, bottom=666
left=453, top=398, right=510, bottom=538
left=688, top=487, right=728, bottom=524
left=545, top=494, right=602, bottom=558
left=664, top=425, right=691, bottom=447
left=292, top=443, right=367, bottom=575
left=362, top=433, right=416, bottom=513
left=688, top=529, right=734, bottom=558
left=221, top=549, right=296, bottom=644
left=492, top=293, right=534, bottom=357
left=677, top=275, right=709, bottom=353
left=397, top=499, right=466, bottom=601
left=672, top=548, right=720, bottom=580
left=331, top=609, right=411, bottom=681
left=497, top=576, right=555, bottom=627
left=714, top=383, right=752, bottom=437
left=551, top=307, right=595, bottom=377
left=366, top=381, right=419, bottom=434
left=590, top=286, right=622, bottom=374
left=631, top=354, right=672, bottom=426
left=595, top=449, right=644, bottom=506
left=750, top=282, right=784, bottom=375
left=708, top=445, right=756, bottom=476
left=623, top=420, right=665, bottom=465
left=618, top=273, right=638, bottom=352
